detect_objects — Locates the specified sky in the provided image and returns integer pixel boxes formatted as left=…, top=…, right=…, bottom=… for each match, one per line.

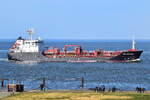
left=0, top=0, right=150, bottom=40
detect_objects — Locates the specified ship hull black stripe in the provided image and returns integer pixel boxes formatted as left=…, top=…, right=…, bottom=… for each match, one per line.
left=110, top=50, right=143, bottom=61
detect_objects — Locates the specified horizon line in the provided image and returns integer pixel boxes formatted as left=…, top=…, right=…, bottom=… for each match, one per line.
left=0, top=38, right=150, bottom=41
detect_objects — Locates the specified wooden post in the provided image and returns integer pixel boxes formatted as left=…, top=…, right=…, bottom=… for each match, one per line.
left=40, top=78, right=46, bottom=91
left=1, top=79, right=4, bottom=87
left=80, top=77, right=84, bottom=89
left=43, top=78, right=45, bottom=87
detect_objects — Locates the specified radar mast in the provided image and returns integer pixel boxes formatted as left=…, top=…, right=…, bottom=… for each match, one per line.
left=27, top=28, right=35, bottom=40
left=132, top=35, right=136, bottom=49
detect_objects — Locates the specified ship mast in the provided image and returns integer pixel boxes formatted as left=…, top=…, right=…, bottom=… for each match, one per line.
left=132, top=36, right=136, bottom=49
left=27, top=28, right=34, bottom=40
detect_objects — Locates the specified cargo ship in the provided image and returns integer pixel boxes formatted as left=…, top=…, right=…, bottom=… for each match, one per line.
left=7, top=29, right=143, bottom=62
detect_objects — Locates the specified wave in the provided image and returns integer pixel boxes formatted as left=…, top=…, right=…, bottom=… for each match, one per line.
left=0, top=50, right=8, bottom=52
left=0, top=58, right=8, bottom=61
left=15, top=61, right=38, bottom=65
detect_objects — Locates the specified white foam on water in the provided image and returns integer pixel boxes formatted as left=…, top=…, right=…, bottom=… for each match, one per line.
left=0, top=58, right=8, bottom=61
left=15, top=61, right=39, bottom=65
left=0, top=50, right=8, bottom=52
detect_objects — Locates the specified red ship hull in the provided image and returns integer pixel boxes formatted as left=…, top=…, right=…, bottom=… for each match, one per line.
left=42, top=45, right=143, bottom=62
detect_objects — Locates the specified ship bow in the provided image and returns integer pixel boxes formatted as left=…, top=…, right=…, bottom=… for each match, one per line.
left=110, top=50, right=143, bottom=61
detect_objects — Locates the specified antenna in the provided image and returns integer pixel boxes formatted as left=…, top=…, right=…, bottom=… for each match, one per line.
left=132, top=35, right=136, bottom=49
left=27, top=28, right=35, bottom=40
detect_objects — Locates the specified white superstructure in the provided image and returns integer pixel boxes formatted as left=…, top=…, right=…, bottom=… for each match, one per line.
left=10, top=29, right=40, bottom=53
